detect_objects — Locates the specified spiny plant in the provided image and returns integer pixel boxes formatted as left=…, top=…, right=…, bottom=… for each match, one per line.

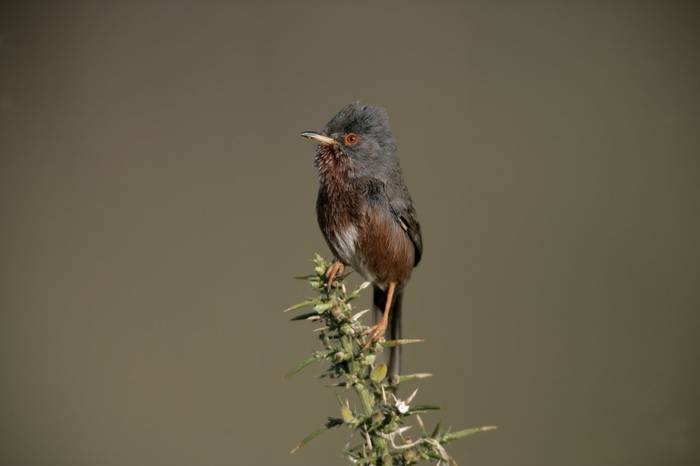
left=284, top=254, right=495, bottom=465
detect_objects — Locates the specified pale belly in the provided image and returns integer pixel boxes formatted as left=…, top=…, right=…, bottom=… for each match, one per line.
left=330, top=224, right=378, bottom=285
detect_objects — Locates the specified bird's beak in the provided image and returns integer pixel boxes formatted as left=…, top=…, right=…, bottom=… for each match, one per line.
left=300, top=131, right=338, bottom=145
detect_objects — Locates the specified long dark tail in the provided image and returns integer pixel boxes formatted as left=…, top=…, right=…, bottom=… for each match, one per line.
left=373, top=285, right=403, bottom=381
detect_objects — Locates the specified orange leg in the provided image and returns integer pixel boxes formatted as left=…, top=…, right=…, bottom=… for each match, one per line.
left=364, top=281, right=396, bottom=348
left=326, top=261, right=345, bottom=290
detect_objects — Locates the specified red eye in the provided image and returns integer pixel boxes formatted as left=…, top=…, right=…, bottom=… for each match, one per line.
left=344, top=133, right=359, bottom=146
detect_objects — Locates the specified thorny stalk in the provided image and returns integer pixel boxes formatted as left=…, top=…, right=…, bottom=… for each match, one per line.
left=285, top=254, right=496, bottom=465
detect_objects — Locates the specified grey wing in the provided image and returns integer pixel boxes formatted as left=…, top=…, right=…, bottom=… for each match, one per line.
left=363, top=177, right=423, bottom=267
left=389, top=197, right=423, bottom=266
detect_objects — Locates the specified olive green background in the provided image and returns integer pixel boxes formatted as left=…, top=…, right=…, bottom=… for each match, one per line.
left=1, top=2, right=698, bottom=465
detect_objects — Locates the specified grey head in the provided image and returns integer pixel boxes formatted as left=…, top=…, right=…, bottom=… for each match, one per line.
left=301, top=101, right=399, bottom=179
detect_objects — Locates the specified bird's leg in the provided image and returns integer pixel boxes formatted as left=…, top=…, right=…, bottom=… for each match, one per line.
left=326, top=260, right=345, bottom=290
left=364, top=282, right=396, bottom=348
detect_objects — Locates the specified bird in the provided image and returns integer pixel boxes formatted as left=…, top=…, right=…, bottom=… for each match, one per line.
left=301, top=102, right=422, bottom=381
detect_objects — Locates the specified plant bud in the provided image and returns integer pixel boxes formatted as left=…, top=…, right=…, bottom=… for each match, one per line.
left=331, top=306, right=344, bottom=320
left=362, top=354, right=376, bottom=365
left=341, top=406, right=354, bottom=423
left=371, top=363, right=388, bottom=382
left=403, top=450, right=419, bottom=463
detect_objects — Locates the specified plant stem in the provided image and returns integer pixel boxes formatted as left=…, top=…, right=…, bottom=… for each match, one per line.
left=286, top=255, right=495, bottom=464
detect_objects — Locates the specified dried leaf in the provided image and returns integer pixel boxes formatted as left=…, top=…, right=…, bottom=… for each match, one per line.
left=395, top=373, right=433, bottom=383
left=283, top=299, right=317, bottom=313
left=382, top=338, right=424, bottom=348
left=442, top=426, right=497, bottom=443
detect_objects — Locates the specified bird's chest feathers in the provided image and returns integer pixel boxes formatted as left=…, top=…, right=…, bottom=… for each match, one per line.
left=317, top=174, right=414, bottom=286
left=317, top=173, right=364, bottom=263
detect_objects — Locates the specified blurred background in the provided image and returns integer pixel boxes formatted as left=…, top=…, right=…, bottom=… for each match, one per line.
left=1, top=2, right=699, bottom=465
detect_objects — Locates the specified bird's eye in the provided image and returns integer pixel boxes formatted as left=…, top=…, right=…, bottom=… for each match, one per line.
left=344, top=133, right=359, bottom=146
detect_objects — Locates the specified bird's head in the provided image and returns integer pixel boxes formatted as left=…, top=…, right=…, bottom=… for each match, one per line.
left=301, top=102, right=397, bottom=177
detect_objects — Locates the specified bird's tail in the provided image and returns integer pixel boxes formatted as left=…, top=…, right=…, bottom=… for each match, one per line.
left=373, top=285, right=402, bottom=382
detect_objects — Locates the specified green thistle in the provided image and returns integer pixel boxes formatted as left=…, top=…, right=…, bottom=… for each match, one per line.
left=285, top=254, right=495, bottom=465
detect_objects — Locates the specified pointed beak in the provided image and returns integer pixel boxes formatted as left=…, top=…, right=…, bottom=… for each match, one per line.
left=300, top=131, right=338, bottom=145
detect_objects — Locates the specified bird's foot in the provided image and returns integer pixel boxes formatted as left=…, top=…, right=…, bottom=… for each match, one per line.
left=326, top=261, right=345, bottom=290
left=363, top=319, right=388, bottom=350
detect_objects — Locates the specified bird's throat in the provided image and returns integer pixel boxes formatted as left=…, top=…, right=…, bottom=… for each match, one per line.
left=314, top=145, right=353, bottom=185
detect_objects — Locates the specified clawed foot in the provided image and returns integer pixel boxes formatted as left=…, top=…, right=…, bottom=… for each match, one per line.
left=363, top=319, right=388, bottom=349
left=326, top=261, right=345, bottom=290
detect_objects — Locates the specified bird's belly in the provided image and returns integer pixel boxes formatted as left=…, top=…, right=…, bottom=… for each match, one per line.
left=333, top=215, right=414, bottom=288
left=330, top=225, right=359, bottom=266
left=326, top=223, right=373, bottom=284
